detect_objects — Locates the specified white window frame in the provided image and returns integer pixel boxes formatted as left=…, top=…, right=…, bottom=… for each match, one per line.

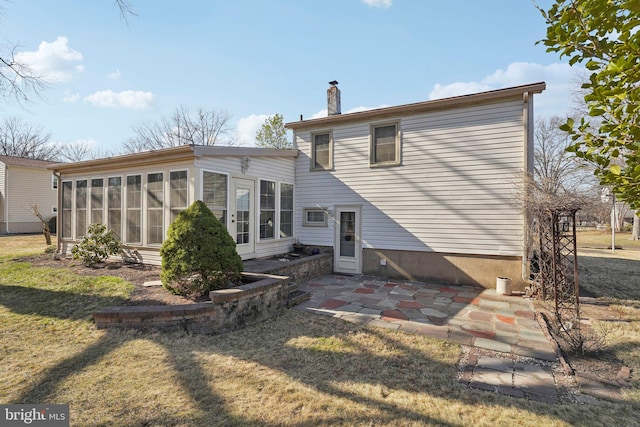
left=61, top=180, right=73, bottom=239
left=51, top=174, right=58, bottom=190
left=369, top=121, right=401, bottom=167
left=146, top=171, right=165, bottom=246
left=259, top=179, right=276, bottom=241
left=75, top=179, right=88, bottom=239
left=201, top=169, right=229, bottom=227
left=279, top=182, right=294, bottom=239
left=169, top=169, right=189, bottom=223
left=310, top=130, right=333, bottom=171
left=90, top=177, right=105, bottom=226
left=107, top=176, right=123, bottom=240
left=303, top=208, right=328, bottom=227
left=125, top=174, right=142, bottom=245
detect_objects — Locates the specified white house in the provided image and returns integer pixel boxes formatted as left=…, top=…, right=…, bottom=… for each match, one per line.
left=286, top=81, right=545, bottom=288
left=52, top=82, right=545, bottom=289
left=0, top=155, right=58, bottom=234
left=50, top=146, right=298, bottom=264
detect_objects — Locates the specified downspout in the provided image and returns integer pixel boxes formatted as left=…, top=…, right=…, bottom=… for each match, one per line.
left=522, top=91, right=534, bottom=285
left=4, top=165, right=10, bottom=234
left=54, top=170, right=62, bottom=254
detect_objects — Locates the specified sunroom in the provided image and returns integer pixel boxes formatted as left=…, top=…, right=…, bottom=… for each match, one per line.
left=50, top=145, right=299, bottom=264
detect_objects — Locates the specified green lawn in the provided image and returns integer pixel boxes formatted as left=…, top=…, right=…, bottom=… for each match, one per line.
left=577, top=229, right=640, bottom=249
left=1, top=236, right=639, bottom=426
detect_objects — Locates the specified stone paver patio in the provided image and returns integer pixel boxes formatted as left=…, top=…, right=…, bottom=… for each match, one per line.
left=293, top=274, right=561, bottom=402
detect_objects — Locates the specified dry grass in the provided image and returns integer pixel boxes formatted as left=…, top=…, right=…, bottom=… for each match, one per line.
left=0, top=234, right=56, bottom=259
left=1, top=236, right=640, bottom=426
left=577, top=229, right=640, bottom=249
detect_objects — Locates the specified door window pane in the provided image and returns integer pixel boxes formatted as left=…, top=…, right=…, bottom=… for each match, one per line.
left=339, top=211, right=356, bottom=257
left=236, top=188, right=250, bottom=244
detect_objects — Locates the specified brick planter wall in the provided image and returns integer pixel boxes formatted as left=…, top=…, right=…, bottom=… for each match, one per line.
left=253, top=252, right=333, bottom=283
left=93, top=273, right=288, bottom=334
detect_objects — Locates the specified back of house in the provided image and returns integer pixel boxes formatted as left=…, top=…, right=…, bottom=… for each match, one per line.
left=287, top=82, right=545, bottom=289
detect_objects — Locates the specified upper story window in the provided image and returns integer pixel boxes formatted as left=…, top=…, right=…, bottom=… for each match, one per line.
left=311, top=131, right=332, bottom=171
left=370, top=122, right=401, bottom=167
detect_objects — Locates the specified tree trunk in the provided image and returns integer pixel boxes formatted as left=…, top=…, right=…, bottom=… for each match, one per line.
left=633, top=213, right=640, bottom=241
left=43, top=223, right=52, bottom=246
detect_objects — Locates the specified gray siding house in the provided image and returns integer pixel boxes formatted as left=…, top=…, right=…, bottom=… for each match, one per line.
left=52, top=82, right=545, bottom=289
left=287, top=82, right=545, bottom=288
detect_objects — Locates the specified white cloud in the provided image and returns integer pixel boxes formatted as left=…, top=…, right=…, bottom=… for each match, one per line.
left=428, top=62, right=585, bottom=118
left=83, top=90, right=154, bottom=110
left=15, top=36, right=83, bottom=83
left=310, top=104, right=390, bottom=119
left=361, top=0, right=392, bottom=8
left=236, top=114, right=269, bottom=147
left=62, top=92, right=80, bottom=103
left=108, top=69, right=121, bottom=80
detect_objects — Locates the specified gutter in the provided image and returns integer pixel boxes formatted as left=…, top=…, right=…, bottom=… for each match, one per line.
left=4, top=164, right=9, bottom=234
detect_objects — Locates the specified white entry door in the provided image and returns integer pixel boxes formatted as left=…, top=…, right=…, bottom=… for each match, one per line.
left=231, top=178, right=255, bottom=258
left=334, top=206, right=362, bottom=274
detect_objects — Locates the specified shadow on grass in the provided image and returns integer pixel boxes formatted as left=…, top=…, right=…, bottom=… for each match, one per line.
left=6, top=284, right=639, bottom=425
left=579, top=255, right=640, bottom=300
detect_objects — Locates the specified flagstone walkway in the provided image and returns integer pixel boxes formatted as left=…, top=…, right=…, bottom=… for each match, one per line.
left=292, top=274, right=562, bottom=402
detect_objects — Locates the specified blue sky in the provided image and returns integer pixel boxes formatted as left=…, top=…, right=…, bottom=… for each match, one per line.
left=1, top=0, right=581, bottom=153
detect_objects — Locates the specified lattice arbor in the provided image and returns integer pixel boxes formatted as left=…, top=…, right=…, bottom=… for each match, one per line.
left=530, top=208, right=580, bottom=323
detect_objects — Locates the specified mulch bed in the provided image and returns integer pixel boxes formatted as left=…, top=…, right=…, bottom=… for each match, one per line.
left=21, top=254, right=196, bottom=306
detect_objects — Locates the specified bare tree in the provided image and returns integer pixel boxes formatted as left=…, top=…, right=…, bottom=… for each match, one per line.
left=30, top=204, right=52, bottom=245
left=123, top=106, right=236, bottom=153
left=0, top=116, right=58, bottom=160
left=57, top=140, right=96, bottom=162
left=534, top=116, right=595, bottom=195
left=0, top=1, right=135, bottom=103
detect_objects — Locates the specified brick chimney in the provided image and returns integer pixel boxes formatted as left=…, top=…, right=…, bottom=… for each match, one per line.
left=327, top=80, right=341, bottom=116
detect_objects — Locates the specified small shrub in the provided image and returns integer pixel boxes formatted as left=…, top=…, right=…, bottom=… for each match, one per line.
left=161, top=200, right=243, bottom=297
left=47, top=215, right=57, bottom=234
left=43, top=246, right=56, bottom=255
left=71, top=224, right=122, bottom=267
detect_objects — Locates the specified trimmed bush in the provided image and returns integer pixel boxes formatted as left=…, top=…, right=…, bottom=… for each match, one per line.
left=71, top=223, right=122, bottom=267
left=161, top=200, right=243, bottom=297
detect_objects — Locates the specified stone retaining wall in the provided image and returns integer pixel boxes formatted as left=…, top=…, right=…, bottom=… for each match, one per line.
left=258, top=252, right=333, bottom=283
left=93, top=273, right=288, bottom=334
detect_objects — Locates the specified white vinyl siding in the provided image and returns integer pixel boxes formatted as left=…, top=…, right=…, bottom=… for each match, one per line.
left=294, top=98, right=526, bottom=257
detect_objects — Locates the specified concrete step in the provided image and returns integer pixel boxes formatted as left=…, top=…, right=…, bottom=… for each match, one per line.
left=287, top=290, right=311, bottom=308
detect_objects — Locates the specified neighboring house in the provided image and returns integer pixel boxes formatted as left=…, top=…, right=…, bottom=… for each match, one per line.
left=51, top=81, right=545, bottom=289
left=286, top=81, right=545, bottom=288
left=0, top=155, right=58, bottom=234
left=50, top=146, right=298, bottom=264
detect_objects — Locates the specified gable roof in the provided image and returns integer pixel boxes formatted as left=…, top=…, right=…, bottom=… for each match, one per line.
left=285, top=82, right=546, bottom=130
left=0, top=155, right=58, bottom=169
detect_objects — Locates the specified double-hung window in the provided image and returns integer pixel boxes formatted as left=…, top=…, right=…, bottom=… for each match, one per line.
left=169, top=170, right=188, bottom=223
left=90, top=178, right=104, bottom=225
left=147, top=172, right=164, bottom=245
left=126, top=175, right=142, bottom=244
left=259, top=180, right=276, bottom=239
left=202, top=171, right=227, bottom=224
left=311, top=131, right=332, bottom=171
left=61, top=181, right=73, bottom=238
left=280, top=183, right=293, bottom=238
left=75, top=180, right=88, bottom=238
left=370, top=122, right=401, bottom=166
left=107, top=177, right=122, bottom=239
